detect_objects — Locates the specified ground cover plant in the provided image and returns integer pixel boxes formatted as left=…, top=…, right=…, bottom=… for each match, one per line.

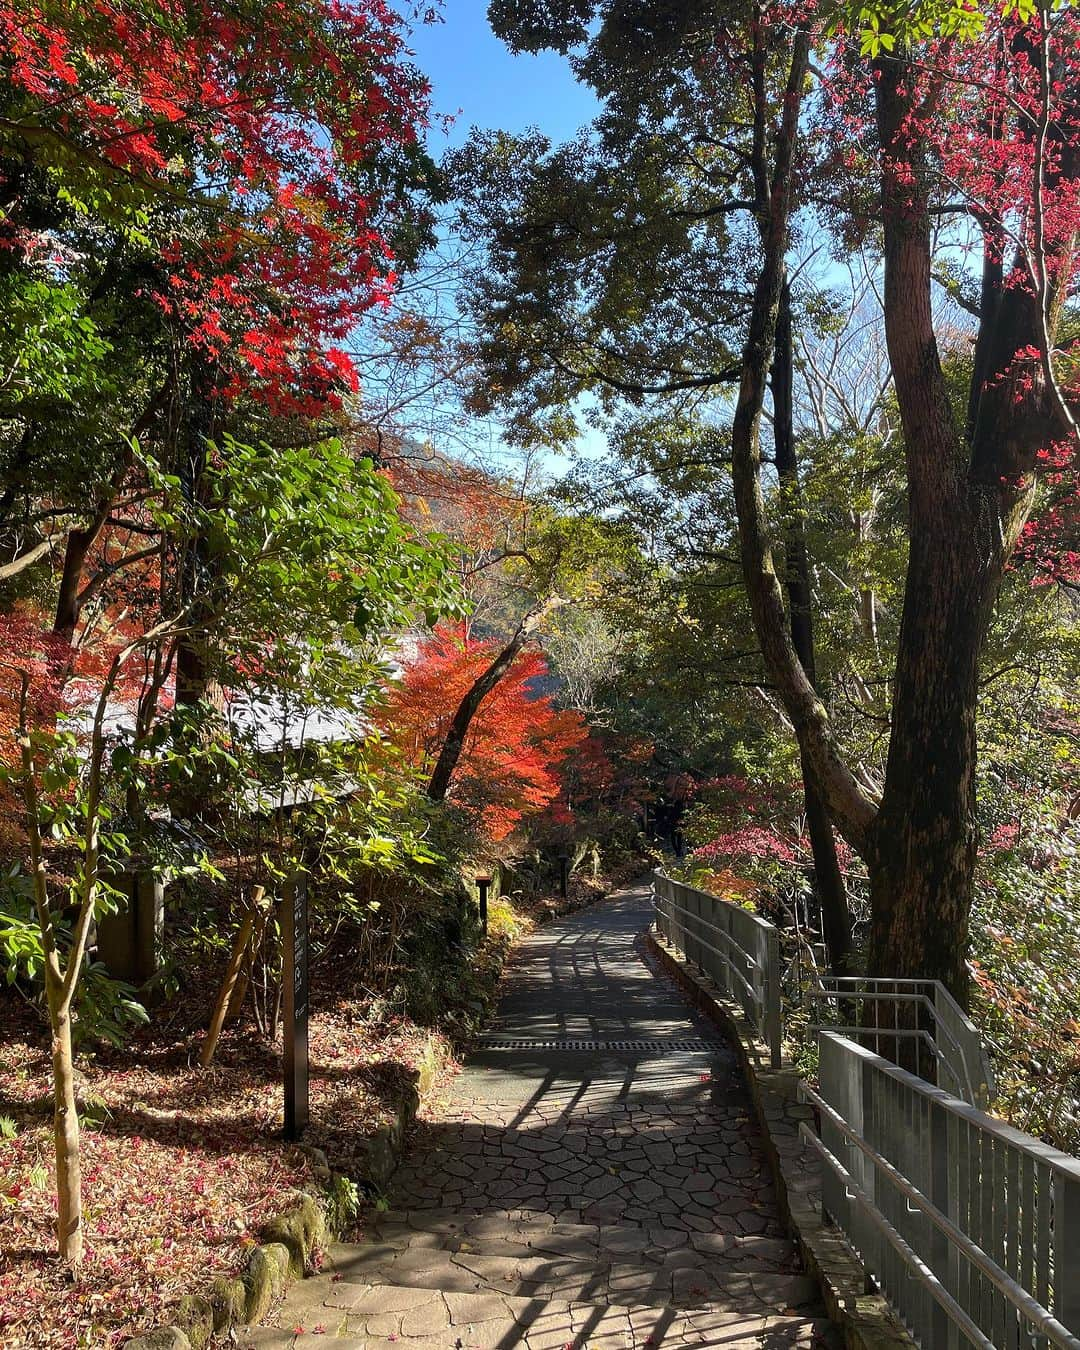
left=0, top=842, right=643, bottom=1349
left=0, top=995, right=437, bottom=1348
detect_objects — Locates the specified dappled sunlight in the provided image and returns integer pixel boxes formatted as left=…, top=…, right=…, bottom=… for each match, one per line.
left=255, top=884, right=838, bottom=1348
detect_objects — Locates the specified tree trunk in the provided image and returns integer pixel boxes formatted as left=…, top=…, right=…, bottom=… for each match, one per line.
left=728, top=28, right=878, bottom=861
left=772, top=279, right=853, bottom=975
left=864, top=506, right=993, bottom=998
left=19, top=700, right=85, bottom=1267
left=52, top=388, right=163, bottom=642
left=169, top=365, right=226, bottom=818
left=200, top=887, right=266, bottom=1067
left=174, top=361, right=222, bottom=711
left=50, top=1005, right=83, bottom=1265
left=53, top=526, right=96, bottom=640
left=865, top=58, right=1030, bottom=1003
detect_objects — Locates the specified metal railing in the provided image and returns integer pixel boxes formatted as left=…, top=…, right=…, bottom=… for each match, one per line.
left=803, top=1031, right=1080, bottom=1350
left=652, top=870, right=781, bottom=1067
left=810, top=976, right=996, bottom=1110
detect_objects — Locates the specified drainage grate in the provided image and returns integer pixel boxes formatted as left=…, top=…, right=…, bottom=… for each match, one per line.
left=474, top=1037, right=724, bottom=1053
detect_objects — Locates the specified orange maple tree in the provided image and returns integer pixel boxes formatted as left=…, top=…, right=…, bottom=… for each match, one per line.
left=379, top=624, right=587, bottom=840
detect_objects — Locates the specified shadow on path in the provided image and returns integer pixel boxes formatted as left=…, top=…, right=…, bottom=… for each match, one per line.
left=248, top=881, right=840, bottom=1349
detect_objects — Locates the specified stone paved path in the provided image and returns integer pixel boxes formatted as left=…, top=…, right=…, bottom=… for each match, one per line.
left=244, top=881, right=840, bottom=1349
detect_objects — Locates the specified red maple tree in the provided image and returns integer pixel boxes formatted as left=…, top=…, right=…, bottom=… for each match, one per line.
left=2, top=0, right=435, bottom=415
left=379, top=624, right=588, bottom=841
left=819, top=6, right=1080, bottom=587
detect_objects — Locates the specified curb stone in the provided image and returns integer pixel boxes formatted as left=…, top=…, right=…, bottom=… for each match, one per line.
left=121, top=1331, right=192, bottom=1350
left=124, top=875, right=634, bottom=1350
left=645, top=927, right=916, bottom=1350
left=124, top=1039, right=440, bottom=1350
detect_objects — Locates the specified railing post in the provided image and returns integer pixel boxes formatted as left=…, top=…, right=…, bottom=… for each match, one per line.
left=655, top=873, right=668, bottom=948
left=686, top=885, right=701, bottom=970
left=1056, top=1169, right=1080, bottom=1333
left=818, top=1033, right=856, bottom=1234
left=928, top=1098, right=957, bottom=1350
left=695, top=889, right=710, bottom=984
left=764, top=924, right=781, bottom=1068
left=811, top=1034, right=1080, bottom=1349
left=856, top=1040, right=886, bottom=1281
left=723, top=896, right=739, bottom=1004
left=671, top=877, right=686, bottom=956
left=656, top=873, right=782, bottom=1067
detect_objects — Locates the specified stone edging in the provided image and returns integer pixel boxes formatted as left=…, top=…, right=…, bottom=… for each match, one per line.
left=645, top=928, right=915, bottom=1350
left=124, top=1040, right=441, bottom=1350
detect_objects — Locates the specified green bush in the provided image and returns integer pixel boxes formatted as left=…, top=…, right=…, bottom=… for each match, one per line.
left=971, top=816, right=1080, bottom=1151
left=0, top=871, right=149, bottom=1049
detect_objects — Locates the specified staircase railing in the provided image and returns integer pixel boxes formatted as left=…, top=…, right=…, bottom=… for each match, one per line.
left=809, top=975, right=996, bottom=1109
left=652, top=870, right=781, bottom=1067
left=802, top=1031, right=1080, bottom=1350
left=653, top=870, right=1080, bottom=1347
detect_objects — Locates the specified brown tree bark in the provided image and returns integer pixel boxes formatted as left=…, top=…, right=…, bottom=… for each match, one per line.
left=725, top=31, right=1076, bottom=1005
left=52, top=385, right=168, bottom=642
left=18, top=666, right=116, bottom=1265
left=168, top=366, right=228, bottom=820
left=53, top=465, right=130, bottom=641
left=21, top=738, right=89, bottom=1266
left=863, top=56, right=1054, bottom=1001
left=728, top=22, right=878, bottom=861
left=50, top=1008, right=82, bottom=1262
left=173, top=368, right=220, bottom=710
left=771, top=279, right=853, bottom=975
left=54, top=523, right=102, bottom=641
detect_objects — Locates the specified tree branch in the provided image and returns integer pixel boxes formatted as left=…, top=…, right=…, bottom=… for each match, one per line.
left=728, top=21, right=878, bottom=856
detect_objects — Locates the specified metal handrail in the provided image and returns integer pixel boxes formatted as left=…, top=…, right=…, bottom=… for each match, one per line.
left=808, top=1018, right=969, bottom=1100
left=811, top=975, right=994, bottom=1108
left=654, top=893, right=763, bottom=1003
left=806, top=1128, right=997, bottom=1350
left=801, top=1080, right=1080, bottom=1350
left=652, top=871, right=781, bottom=1067
left=809, top=988, right=970, bottom=1099
left=810, top=1031, right=1080, bottom=1348
left=654, top=889, right=767, bottom=963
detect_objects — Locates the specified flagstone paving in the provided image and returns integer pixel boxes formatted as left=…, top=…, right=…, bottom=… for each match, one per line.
left=243, top=880, right=840, bottom=1349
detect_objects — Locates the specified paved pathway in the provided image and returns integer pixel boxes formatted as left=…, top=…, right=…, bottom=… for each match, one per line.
left=246, top=881, right=839, bottom=1349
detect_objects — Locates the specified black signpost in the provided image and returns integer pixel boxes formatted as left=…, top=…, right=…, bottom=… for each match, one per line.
left=475, top=875, right=492, bottom=936
left=282, top=868, right=309, bottom=1139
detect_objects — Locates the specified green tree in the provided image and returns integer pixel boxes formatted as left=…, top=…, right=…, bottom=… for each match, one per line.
left=452, top=0, right=1080, bottom=999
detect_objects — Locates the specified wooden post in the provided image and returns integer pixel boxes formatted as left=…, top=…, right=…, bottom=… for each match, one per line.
left=558, top=854, right=569, bottom=899
left=475, top=875, right=491, bottom=936
left=96, top=871, right=164, bottom=984
left=282, top=869, right=309, bottom=1139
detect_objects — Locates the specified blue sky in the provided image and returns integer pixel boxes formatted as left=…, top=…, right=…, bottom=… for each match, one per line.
left=407, top=2, right=598, bottom=150
left=401, top=3, right=609, bottom=473
left=400, top=2, right=606, bottom=472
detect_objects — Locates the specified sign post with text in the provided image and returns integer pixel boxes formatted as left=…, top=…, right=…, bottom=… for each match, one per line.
left=282, top=868, right=309, bottom=1139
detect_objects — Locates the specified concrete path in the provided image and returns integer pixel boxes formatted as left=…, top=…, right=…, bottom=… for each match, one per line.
left=245, top=881, right=839, bottom=1349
